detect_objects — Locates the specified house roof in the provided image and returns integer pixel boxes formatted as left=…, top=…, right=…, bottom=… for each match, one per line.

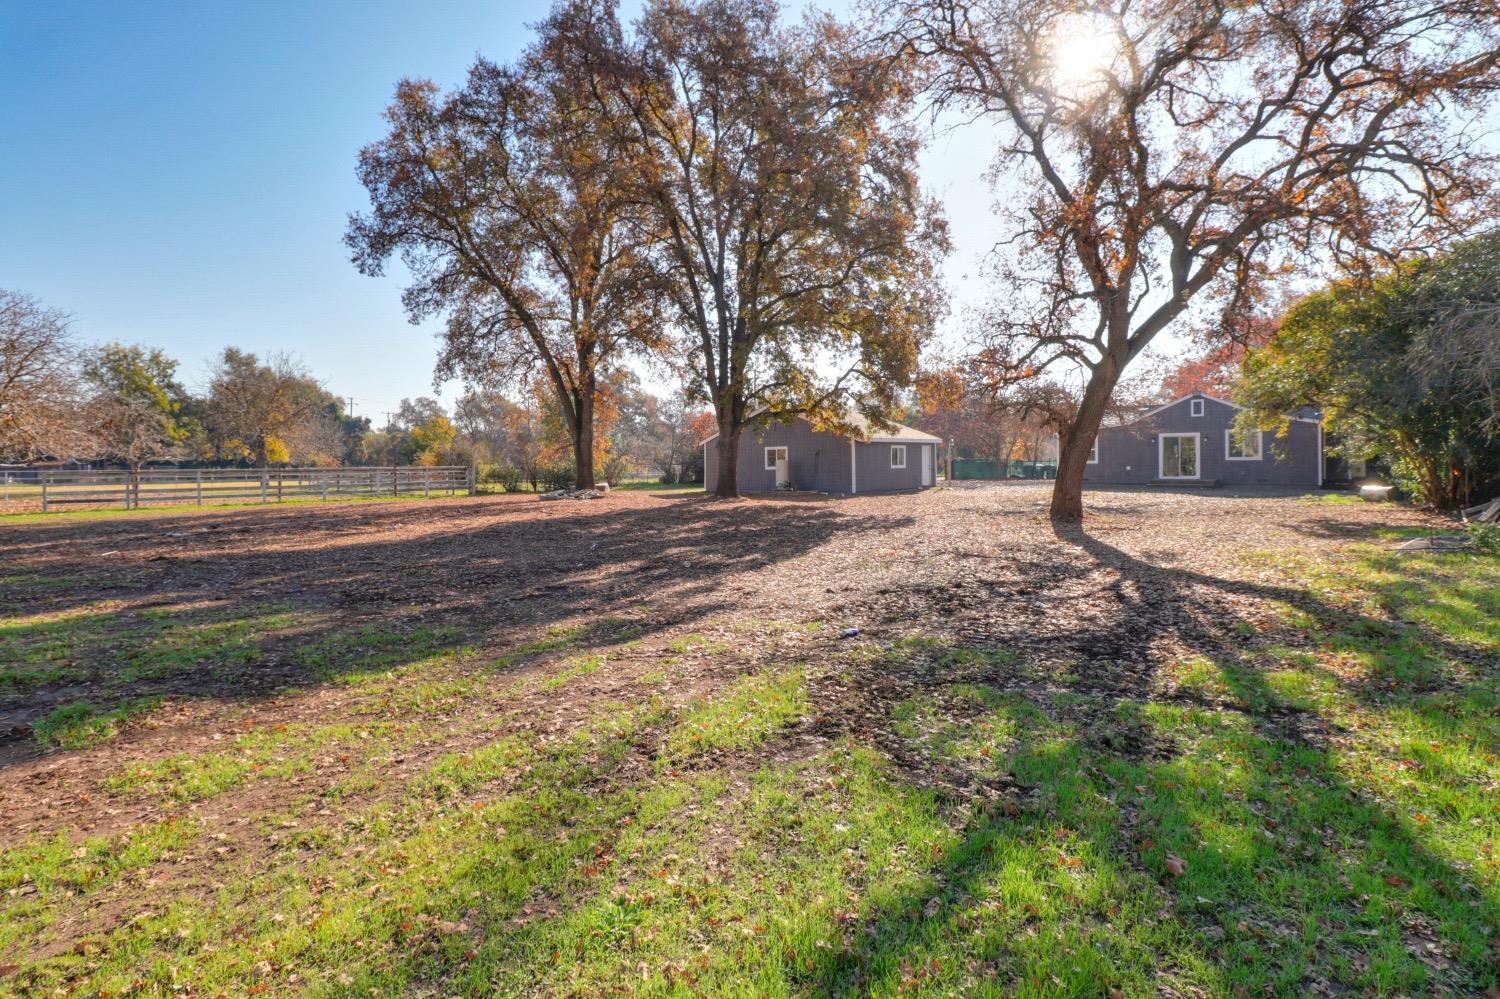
left=699, top=409, right=942, bottom=446
left=1119, top=392, right=1320, bottom=427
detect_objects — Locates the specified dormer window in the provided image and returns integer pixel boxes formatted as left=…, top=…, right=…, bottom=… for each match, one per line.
left=1190, top=398, right=1205, bottom=417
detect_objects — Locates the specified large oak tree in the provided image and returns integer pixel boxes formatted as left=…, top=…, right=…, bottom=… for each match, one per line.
left=347, top=3, right=664, bottom=489
left=564, top=0, right=948, bottom=495
left=891, top=0, right=1500, bottom=522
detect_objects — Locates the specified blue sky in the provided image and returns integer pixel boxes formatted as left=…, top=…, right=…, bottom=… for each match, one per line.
left=0, top=0, right=996, bottom=417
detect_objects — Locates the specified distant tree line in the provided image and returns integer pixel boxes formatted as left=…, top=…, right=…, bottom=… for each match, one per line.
left=0, top=289, right=712, bottom=482
left=0, top=297, right=368, bottom=470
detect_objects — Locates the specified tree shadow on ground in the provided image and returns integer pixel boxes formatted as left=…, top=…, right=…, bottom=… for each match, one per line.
left=262, top=516, right=1499, bottom=996
left=0, top=494, right=913, bottom=764
left=784, top=525, right=1500, bottom=995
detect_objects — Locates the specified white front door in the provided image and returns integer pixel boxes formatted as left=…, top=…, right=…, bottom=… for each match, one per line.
left=1159, top=433, right=1200, bottom=479
left=921, top=444, right=932, bottom=485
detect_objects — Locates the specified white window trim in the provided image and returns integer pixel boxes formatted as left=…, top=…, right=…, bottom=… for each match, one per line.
left=890, top=444, right=907, bottom=469
left=1086, top=438, right=1098, bottom=464
left=1159, top=432, right=1201, bottom=479
left=1225, top=428, right=1263, bottom=461
left=1189, top=398, right=1205, bottom=417
left=763, top=446, right=787, bottom=471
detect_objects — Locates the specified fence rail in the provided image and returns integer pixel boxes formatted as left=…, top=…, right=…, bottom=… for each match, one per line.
left=951, top=459, right=1057, bottom=481
left=25, top=466, right=474, bottom=513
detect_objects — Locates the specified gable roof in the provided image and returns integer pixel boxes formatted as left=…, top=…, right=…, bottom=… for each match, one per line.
left=1119, top=392, right=1320, bottom=427
left=699, top=409, right=941, bottom=446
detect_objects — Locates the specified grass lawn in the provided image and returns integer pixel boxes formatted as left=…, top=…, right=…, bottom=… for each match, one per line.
left=0, top=487, right=1495, bottom=996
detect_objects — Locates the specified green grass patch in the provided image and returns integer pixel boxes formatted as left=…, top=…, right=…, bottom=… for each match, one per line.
left=665, top=632, right=731, bottom=655
left=538, top=654, right=605, bottom=691
left=0, top=817, right=202, bottom=958
left=1299, top=491, right=1366, bottom=505
left=491, top=618, right=642, bottom=670
left=107, top=720, right=409, bottom=802
left=0, top=601, right=306, bottom=692
left=32, top=698, right=159, bottom=749
left=662, top=668, right=807, bottom=765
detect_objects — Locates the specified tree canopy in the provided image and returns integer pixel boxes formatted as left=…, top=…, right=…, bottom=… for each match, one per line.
left=81, top=344, right=198, bottom=468
left=346, top=1, right=666, bottom=488
left=556, top=0, right=947, bottom=495
left=203, top=348, right=330, bottom=466
left=1240, top=235, right=1500, bottom=508
left=0, top=290, right=88, bottom=463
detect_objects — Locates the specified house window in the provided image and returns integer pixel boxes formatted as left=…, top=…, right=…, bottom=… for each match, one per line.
left=764, top=446, right=788, bottom=470
left=1225, top=428, right=1262, bottom=460
left=1348, top=458, right=1367, bottom=478
left=1190, top=398, right=1205, bottom=417
left=1087, top=438, right=1098, bottom=463
left=890, top=445, right=907, bottom=469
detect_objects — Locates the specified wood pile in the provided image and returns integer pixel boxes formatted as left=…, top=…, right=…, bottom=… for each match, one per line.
left=1462, top=497, right=1500, bottom=523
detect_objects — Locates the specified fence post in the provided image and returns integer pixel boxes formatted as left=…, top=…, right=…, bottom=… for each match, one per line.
left=276, top=471, right=283, bottom=503
left=392, top=465, right=399, bottom=497
left=468, top=463, right=477, bottom=496
left=260, top=470, right=268, bottom=504
left=128, top=467, right=139, bottom=510
left=423, top=469, right=430, bottom=498
left=196, top=469, right=203, bottom=506
left=41, top=477, right=48, bottom=514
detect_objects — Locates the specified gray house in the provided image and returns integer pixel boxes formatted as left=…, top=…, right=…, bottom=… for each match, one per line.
left=1082, top=392, right=1323, bottom=488
left=702, top=413, right=941, bottom=494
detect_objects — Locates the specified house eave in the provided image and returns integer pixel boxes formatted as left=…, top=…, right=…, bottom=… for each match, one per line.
left=1124, top=392, right=1320, bottom=427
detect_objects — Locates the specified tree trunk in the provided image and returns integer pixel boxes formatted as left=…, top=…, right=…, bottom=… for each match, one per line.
left=573, top=392, right=595, bottom=490
left=714, top=417, right=740, bottom=497
left=1049, top=366, right=1120, bottom=524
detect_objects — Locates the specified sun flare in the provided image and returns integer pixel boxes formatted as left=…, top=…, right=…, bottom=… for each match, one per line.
left=1048, top=13, right=1118, bottom=92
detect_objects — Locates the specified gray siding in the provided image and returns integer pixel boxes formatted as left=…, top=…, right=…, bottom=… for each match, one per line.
left=855, top=440, right=933, bottom=492
left=1082, top=395, right=1321, bottom=487
left=703, top=418, right=934, bottom=494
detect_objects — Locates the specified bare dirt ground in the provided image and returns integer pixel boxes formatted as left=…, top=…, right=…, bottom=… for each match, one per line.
left=1, top=482, right=1438, bottom=846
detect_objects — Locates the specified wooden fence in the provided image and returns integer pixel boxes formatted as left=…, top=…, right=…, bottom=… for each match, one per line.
left=32, top=466, right=474, bottom=512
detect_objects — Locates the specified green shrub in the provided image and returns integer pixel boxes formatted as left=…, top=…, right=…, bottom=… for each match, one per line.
left=489, top=465, right=522, bottom=492
left=1469, top=521, right=1500, bottom=555
left=540, top=462, right=576, bottom=492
